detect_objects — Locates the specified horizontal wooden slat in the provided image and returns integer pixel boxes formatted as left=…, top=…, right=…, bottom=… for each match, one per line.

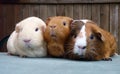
left=0, top=0, right=120, bottom=4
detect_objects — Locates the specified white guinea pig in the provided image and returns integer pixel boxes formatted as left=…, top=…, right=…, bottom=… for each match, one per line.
left=7, top=16, right=47, bottom=57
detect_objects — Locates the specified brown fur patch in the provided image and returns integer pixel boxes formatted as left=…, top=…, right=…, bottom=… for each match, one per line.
left=15, top=25, right=20, bottom=33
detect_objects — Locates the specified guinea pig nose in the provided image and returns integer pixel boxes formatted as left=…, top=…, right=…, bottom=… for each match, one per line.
left=23, top=39, right=31, bottom=43
left=78, top=46, right=86, bottom=49
left=50, top=25, right=56, bottom=28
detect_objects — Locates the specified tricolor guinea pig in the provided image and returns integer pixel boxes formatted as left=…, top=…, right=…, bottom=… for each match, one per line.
left=7, top=16, right=47, bottom=57
left=65, top=20, right=117, bottom=61
left=44, top=16, right=73, bottom=57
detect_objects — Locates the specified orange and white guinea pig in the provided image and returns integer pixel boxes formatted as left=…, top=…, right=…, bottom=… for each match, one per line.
left=65, top=20, right=117, bottom=61
left=44, top=16, right=73, bottom=57
left=7, top=16, right=47, bottom=57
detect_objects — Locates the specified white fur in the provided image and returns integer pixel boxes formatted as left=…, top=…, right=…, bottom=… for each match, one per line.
left=7, top=16, right=47, bottom=57
left=7, top=31, right=17, bottom=54
left=73, top=19, right=89, bottom=56
left=72, top=19, right=89, bottom=24
left=80, top=19, right=89, bottom=23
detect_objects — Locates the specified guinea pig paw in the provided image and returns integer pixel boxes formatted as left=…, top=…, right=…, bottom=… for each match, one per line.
left=7, top=52, right=14, bottom=56
left=7, top=52, right=11, bottom=55
left=102, top=57, right=112, bottom=61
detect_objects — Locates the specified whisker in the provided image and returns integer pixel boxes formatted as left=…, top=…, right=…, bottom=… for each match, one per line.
left=87, top=50, right=99, bottom=60
left=89, top=54, right=94, bottom=60
left=64, top=48, right=73, bottom=56
left=90, top=50, right=98, bottom=56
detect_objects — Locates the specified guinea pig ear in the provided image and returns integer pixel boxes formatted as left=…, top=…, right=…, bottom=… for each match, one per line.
left=46, top=17, right=52, bottom=25
left=70, top=19, right=73, bottom=24
left=71, top=20, right=84, bottom=30
left=94, top=32, right=105, bottom=41
left=41, top=25, right=46, bottom=32
left=15, top=25, right=20, bottom=33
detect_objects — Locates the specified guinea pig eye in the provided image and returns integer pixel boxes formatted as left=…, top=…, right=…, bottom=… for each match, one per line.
left=35, top=28, right=39, bottom=32
left=82, top=46, right=86, bottom=49
left=90, top=34, right=94, bottom=40
left=63, top=22, right=66, bottom=26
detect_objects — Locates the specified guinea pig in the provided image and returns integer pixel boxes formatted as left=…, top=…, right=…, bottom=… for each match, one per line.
left=7, top=16, right=47, bottom=57
left=44, top=16, right=73, bottom=57
left=64, top=19, right=117, bottom=61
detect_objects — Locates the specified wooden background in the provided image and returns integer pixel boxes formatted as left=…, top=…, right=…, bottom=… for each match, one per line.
left=0, top=0, right=120, bottom=54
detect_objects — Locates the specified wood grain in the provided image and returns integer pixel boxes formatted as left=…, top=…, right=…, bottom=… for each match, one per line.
left=56, top=5, right=65, bottom=16
left=118, top=4, right=120, bottom=54
left=73, top=5, right=80, bottom=19
left=47, top=5, right=56, bottom=17
left=110, top=4, right=119, bottom=53
left=40, top=5, right=48, bottom=21
left=65, top=5, right=73, bottom=18
left=14, top=5, right=24, bottom=24
left=91, top=4, right=100, bottom=26
left=73, top=4, right=83, bottom=19
left=0, top=4, right=4, bottom=40
left=100, top=4, right=110, bottom=31
left=83, top=4, right=92, bottom=19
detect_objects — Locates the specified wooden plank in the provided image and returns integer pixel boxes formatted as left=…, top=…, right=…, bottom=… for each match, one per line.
left=23, top=5, right=40, bottom=18
left=0, top=4, right=4, bottom=40
left=79, top=5, right=83, bottom=19
left=73, top=5, right=80, bottom=19
left=40, top=5, right=48, bottom=21
left=1, top=0, right=120, bottom=4
left=0, top=4, right=5, bottom=52
left=29, top=5, right=40, bottom=17
left=118, top=4, right=120, bottom=54
left=47, top=5, right=56, bottom=17
left=65, top=5, right=73, bottom=18
left=22, top=5, right=30, bottom=19
left=1, top=5, right=15, bottom=36
left=4, top=5, right=15, bottom=35
left=110, top=4, right=119, bottom=53
left=14, top=5, right=24, bottom=24
left=73, top=4, right=83, bottom=19
left=83, top=4, right=92, bottom=19
left=0, top=5, right=5, bottom=52
left=56, top=5, right=65, bottom=16
left=100, top=4, right=109, bottom=31
left=1, top=5, right=6, bottom=38
left=91, top=4, right=100, bottom=26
